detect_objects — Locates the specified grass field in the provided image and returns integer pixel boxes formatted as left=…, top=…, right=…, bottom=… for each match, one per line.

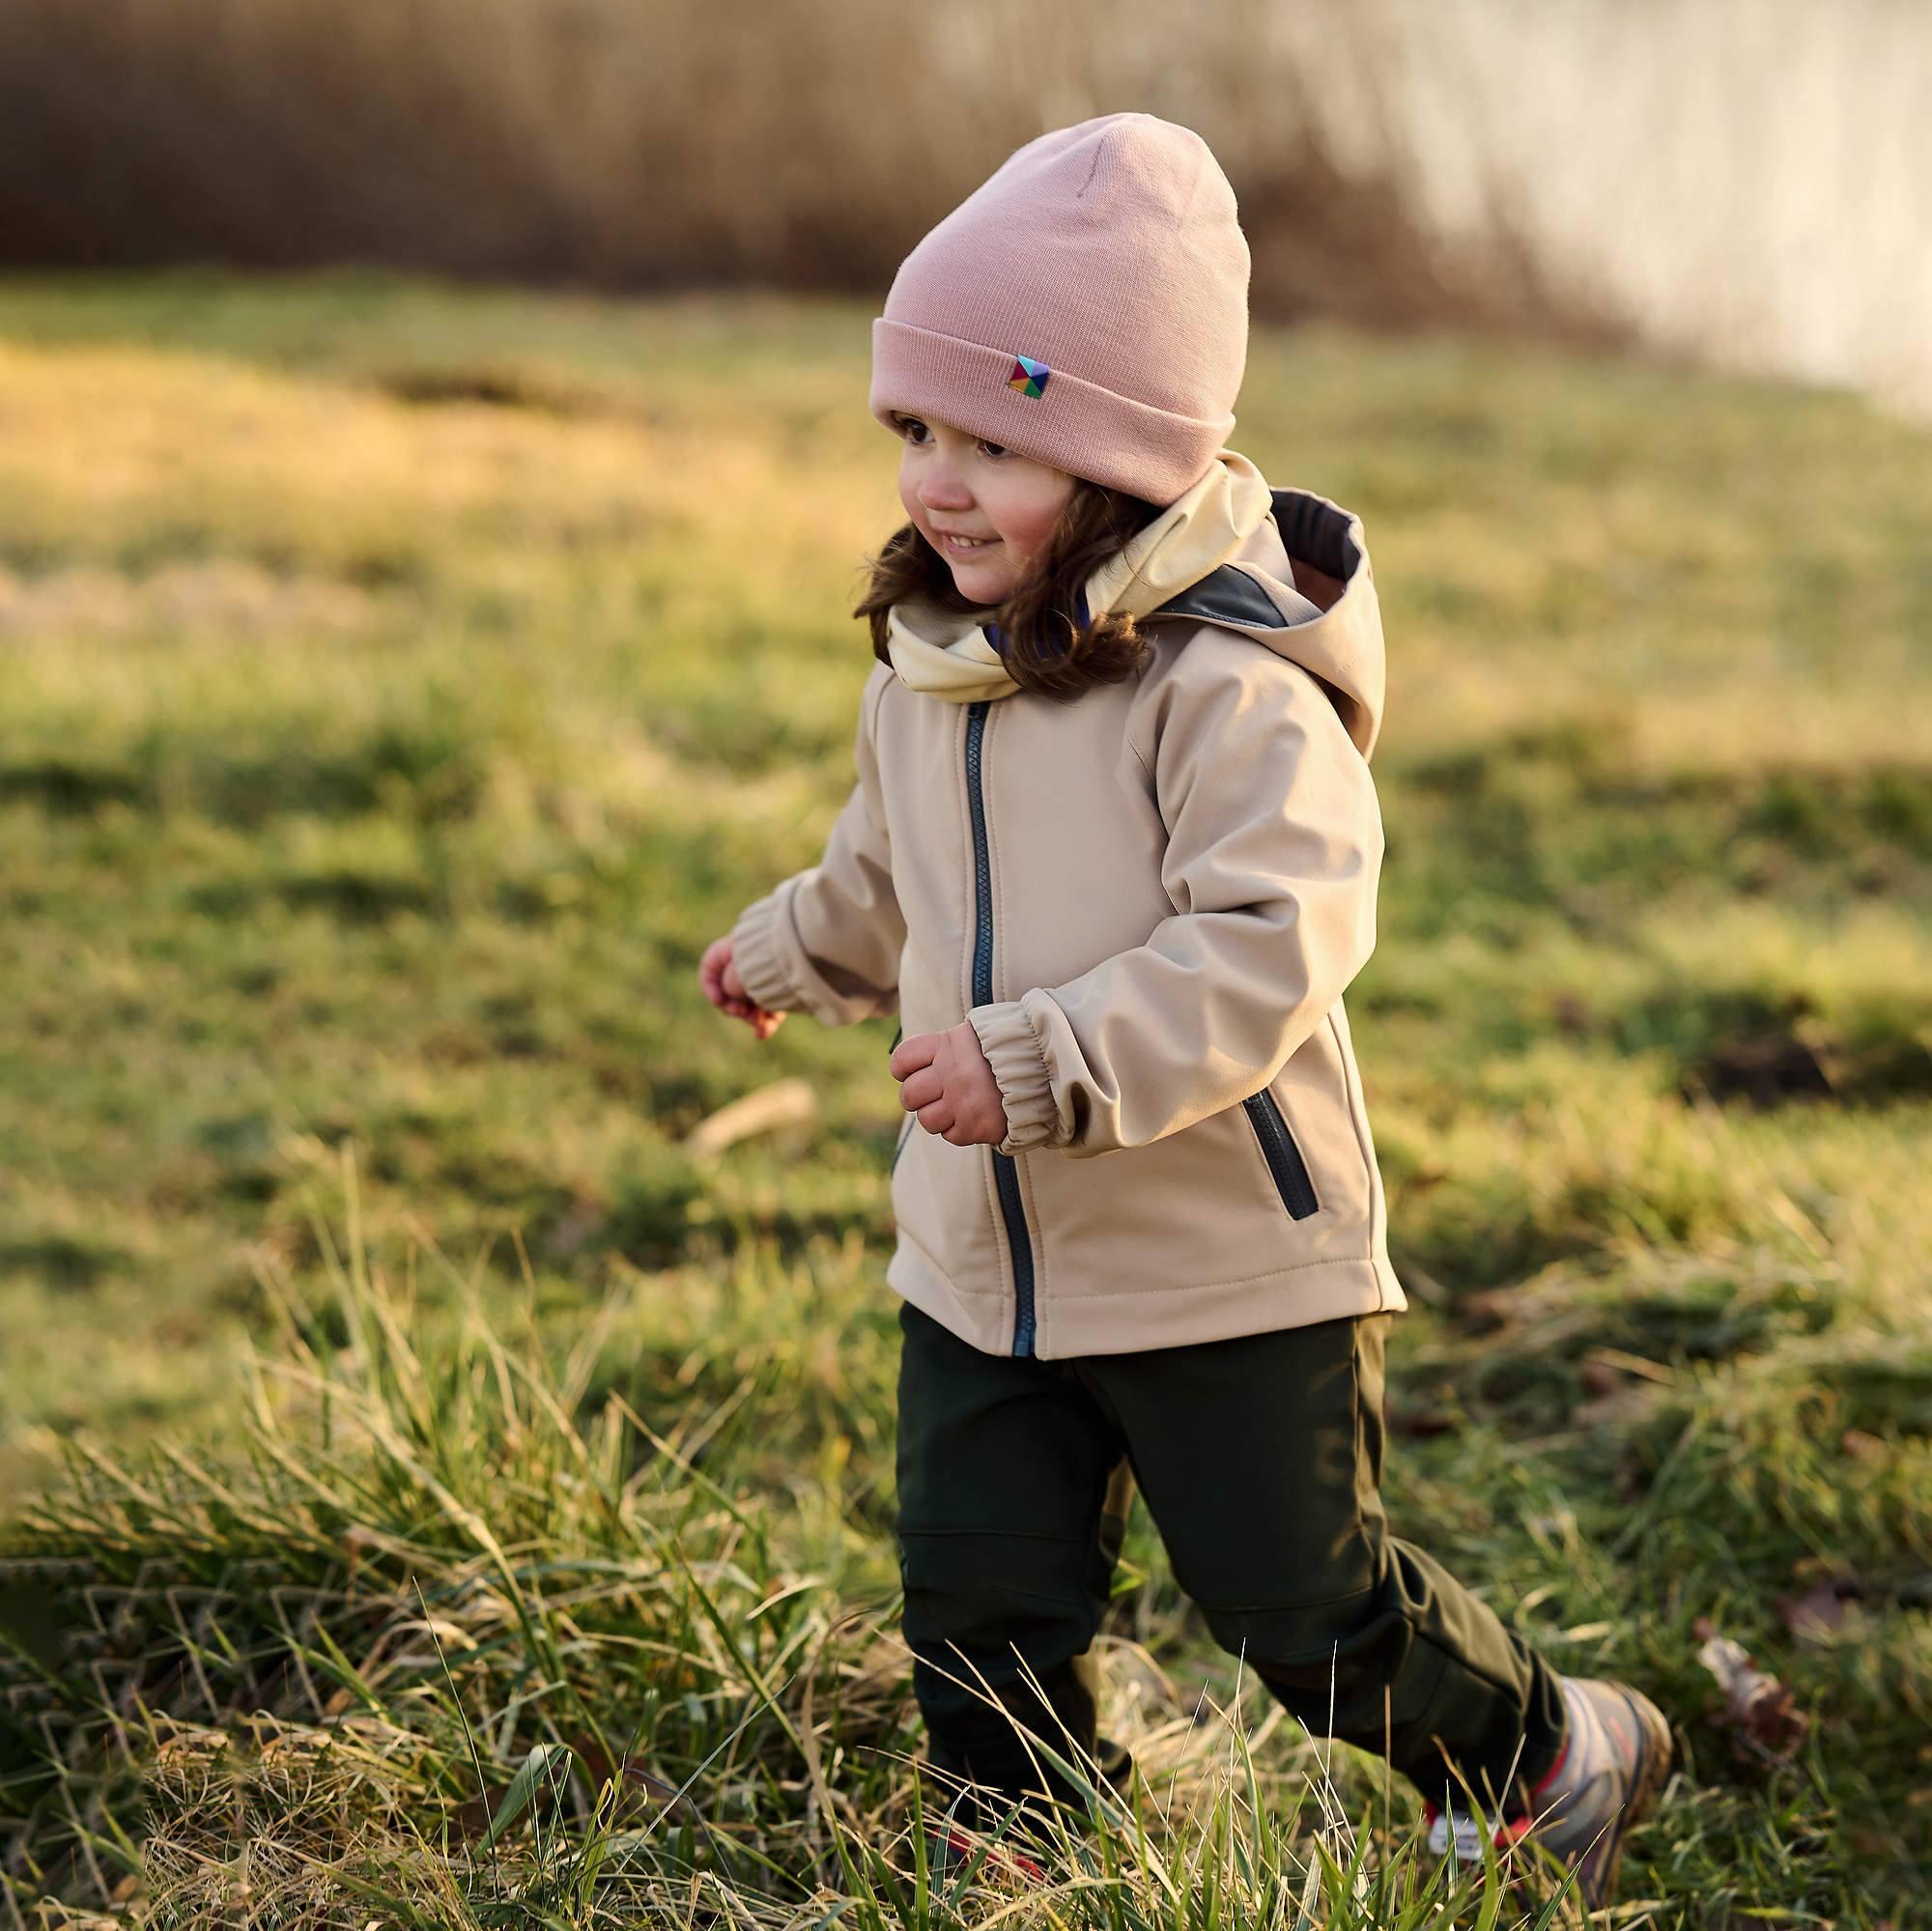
left=1, top=270, right=1928, bottom=1923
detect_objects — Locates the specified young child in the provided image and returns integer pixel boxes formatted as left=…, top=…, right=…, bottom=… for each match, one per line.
left=699, top=113, right=1672, bottom=1909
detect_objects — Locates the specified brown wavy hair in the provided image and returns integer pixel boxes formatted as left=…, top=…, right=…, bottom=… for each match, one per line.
left=854, top=477, right=1168, bottom=701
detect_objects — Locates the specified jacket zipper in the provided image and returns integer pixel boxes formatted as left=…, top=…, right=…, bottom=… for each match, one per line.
left=886, top=1026, right=908, bottom=1170
left=1244, top=1088, right=1320, bottom=1220
left=966, top=699, right=1038, bottom=1357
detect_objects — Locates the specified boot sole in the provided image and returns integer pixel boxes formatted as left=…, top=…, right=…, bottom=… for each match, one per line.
left=1578, top=1686, right=1675, bottom=1912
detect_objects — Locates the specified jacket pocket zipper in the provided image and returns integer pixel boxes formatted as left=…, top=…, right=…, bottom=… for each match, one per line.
left=1243, top=1088, right=1320, bottom=1220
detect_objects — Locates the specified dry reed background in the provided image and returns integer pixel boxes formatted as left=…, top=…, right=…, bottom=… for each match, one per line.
left=0, top=0, right=1614, bottom=347
left=6, top=0, right=1929, bottom=410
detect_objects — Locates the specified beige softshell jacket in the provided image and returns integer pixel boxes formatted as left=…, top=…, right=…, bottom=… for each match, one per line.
left=729, top=448, right=1408, bottom=1359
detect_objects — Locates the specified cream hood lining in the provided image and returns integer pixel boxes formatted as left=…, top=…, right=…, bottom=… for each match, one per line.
left=884, top=449, right=1274, bottom=704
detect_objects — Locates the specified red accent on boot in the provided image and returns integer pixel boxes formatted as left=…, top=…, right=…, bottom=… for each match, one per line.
left=931, top=1824, right=1046, bottom=1884
left=1423, top=1728, right=1574, bottom=1847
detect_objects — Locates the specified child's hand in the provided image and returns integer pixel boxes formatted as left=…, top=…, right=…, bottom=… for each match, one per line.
left=699, top=936, right=786, bottom=1041
left=890, top=1021, right=1009, bottom=1148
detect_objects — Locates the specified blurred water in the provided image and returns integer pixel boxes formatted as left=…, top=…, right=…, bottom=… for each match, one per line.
left=1318, top=0, right=1932, bottom=418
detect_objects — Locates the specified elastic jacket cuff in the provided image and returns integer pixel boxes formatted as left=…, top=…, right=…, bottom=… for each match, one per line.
left=967, top=998, right=1065, bottom=1154
left=729, top=884, right=807, bottom=1014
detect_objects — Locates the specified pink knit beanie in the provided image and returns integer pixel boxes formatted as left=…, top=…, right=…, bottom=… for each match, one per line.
left=869, top=113, right=1250, bottom=508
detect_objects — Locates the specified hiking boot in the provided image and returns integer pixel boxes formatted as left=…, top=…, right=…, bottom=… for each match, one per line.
left=922, top=1733, right=1134, bottom=1887
left=925, top=1820, right=1050, bottom=1885
left=1425, top=1675, right=1674, bottom=1912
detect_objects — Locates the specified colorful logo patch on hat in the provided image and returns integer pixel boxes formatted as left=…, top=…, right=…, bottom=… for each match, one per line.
left=1007, top=355, right=1051, bottom=399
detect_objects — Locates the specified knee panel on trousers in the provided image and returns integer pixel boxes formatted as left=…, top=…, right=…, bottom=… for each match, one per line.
left=898, top=1528, right=1109, bottom=1675
left=1202, top=1587, right=1418, bottom=1708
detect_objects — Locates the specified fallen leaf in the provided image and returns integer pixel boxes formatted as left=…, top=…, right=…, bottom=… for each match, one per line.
left=685, top=1078, right=817, bottom=1162
left=1549, top=992, right=1591, bottom=1036
left=451, top=1787, right=509, bottom=1842
left=623, top=1762, right=695, bottom=1813
left=1582, top=1346, right=1674, bottom=1385
left=545, top=1200, right=606, bottom=1259
left=1694, top=1622, right=1810, bottom=1763
left=1776, top=1571, right=1865, bottom=1644
left=1577, top=1359, right=1622, bottom=1398
left=1455, top=1290, right=1516, bottom=1333
left=1573, top=1379, right=1659, bottom=1432
left=1386, top=1401, right=1459, bottom=1439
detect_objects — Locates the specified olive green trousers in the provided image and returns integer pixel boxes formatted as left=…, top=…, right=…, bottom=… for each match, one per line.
left=893, top=1299, right=1568, bottom=1830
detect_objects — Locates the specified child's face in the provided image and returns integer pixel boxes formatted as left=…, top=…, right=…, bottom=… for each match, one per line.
left=891, top=412, right=1076, bottom=607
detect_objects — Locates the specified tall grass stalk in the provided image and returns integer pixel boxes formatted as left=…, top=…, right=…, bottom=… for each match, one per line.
left=3, top=1149, right=1592, bottom=1926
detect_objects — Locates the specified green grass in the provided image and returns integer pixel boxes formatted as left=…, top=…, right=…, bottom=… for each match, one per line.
left=1, top=270, right=1928, bottom=1923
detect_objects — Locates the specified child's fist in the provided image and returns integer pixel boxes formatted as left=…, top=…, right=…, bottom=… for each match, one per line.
left=890, top=1021, right=1009, bottom=1148
left=699, top=936, right=786, bottom=1041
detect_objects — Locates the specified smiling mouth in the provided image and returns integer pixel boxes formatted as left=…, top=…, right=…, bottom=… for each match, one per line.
left=936, top=531, right=1001, bottom=551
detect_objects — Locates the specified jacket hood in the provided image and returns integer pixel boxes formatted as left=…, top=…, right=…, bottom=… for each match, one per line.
left=883, top=448, right=1386, bottom=760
